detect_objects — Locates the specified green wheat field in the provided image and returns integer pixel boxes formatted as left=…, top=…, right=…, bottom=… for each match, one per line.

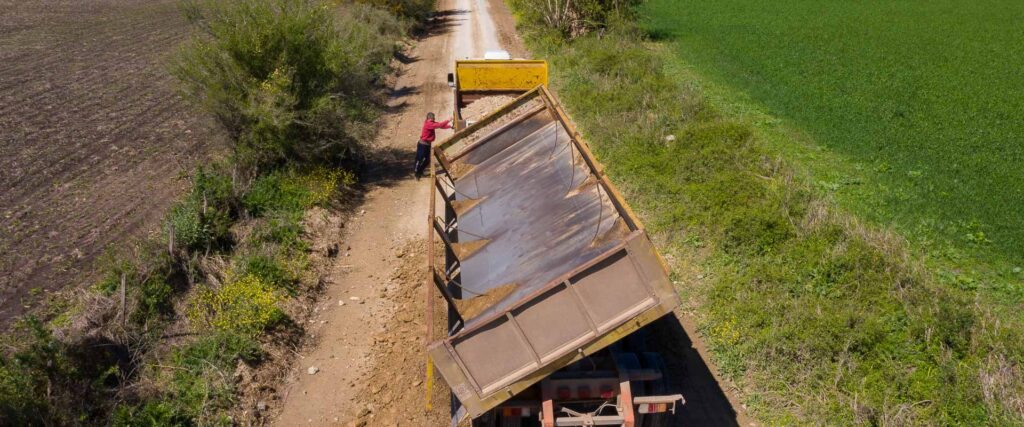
left=643, top=0, right=1024, bottom=272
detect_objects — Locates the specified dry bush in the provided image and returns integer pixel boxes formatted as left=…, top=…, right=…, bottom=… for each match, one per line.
left=510, top=0, right=639, bottom=38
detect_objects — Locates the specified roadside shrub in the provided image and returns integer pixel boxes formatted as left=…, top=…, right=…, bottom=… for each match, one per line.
left=0, top=323, right=62, bottom=424
left=95, top=256, right=139, bottom=295
left=93, top=248, right=182, bottom=326
left=253, top=209, right=307, bottom=250
left=167, top=169, right=236, bottom=253
left=357, top=0, right=434, bottom=22
left=110, top=401, right=188, bottom=427
left=188, top=274, right=285, bottom=336
left=171, top=333, right=261, bottom=419
left=0, top=319, right=118, bottom=425
left=508, top=0, right=639, bottom=38
left=243, top=167, right=346, bottom=216
left=130, top=275, right=176, bottom=325
left=235, top=253, right=300, bottom=294
left=173, top=0, right=403, bottom=169
left=123, top=332, right=263, bottom=424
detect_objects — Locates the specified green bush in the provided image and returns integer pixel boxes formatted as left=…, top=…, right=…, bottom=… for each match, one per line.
left=508, top=0, right=638, bottom=37
left=243, top=167, right=344, bottom=216
left=188, top=274, right=285, bottom=337
left=171, top=334, right=260, bottom=420
left=111, top=333, right=260, bottom=426
left=133, top=274, right=175, bottom=325
left=253, top=209, right=307, bottom=250
left=110, top=401, right=190, bottom=427
left=0, top=323, right=60, bottom=424
left=167, top=169, right=236, bottom=252
left=0, top=319, right=120, bottom=425
left=95, top=255, right=139, bottom=295
left=236, top=253, right=300, bottom=294
left=357, top=0, right=435, bottom=22
left=173, top=0, right=403, bottom=168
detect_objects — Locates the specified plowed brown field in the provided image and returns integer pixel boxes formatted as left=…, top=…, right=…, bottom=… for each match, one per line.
left=0, top=0, right=222, bottom=325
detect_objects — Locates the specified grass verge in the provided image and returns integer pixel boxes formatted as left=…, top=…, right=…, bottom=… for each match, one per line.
left=507, top=1, right=1024, bottom=424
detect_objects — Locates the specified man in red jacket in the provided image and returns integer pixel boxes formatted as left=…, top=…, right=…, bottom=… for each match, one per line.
left=415, top=112, right=452, bottom=178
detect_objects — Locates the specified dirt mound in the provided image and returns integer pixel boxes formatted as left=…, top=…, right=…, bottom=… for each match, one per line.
left=351, top=240, right=452, bottom=426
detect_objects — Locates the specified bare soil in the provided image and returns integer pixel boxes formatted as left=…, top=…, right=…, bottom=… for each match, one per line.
left=0, top=0, right=222, bottom=325
left=350, top=240, right=452, bottom=426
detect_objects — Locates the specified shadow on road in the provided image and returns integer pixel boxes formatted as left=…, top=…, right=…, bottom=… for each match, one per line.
left=414, top=9, right=467, bottom=38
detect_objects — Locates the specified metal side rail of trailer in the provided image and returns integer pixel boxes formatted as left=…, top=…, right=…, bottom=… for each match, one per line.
left=423, top=86, right=684, bottom=425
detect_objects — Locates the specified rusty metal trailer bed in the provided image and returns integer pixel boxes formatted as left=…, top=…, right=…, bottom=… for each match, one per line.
left=425, top=86, right=681, bottom=421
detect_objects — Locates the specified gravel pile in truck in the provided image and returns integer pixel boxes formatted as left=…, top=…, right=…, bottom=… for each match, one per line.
left=427, top=81, right=684, bottom=426
left=459, top=95, right=516, bottom=122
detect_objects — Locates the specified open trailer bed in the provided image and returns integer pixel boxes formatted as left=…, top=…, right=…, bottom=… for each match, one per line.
left=425, top=85, right=682, bottom=424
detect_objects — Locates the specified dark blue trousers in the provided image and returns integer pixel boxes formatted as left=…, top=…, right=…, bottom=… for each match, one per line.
left=414, top=141, right=431, bottom=176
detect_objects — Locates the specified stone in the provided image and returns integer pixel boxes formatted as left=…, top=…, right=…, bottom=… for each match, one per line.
left=307, top=366, right=319, bottom=375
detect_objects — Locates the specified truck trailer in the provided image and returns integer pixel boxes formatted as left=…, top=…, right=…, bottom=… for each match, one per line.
left=426, top=56, right=685, bottom=427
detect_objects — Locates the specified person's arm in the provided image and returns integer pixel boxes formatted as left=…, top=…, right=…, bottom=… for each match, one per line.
left=426, top=120, right=452, bottom=130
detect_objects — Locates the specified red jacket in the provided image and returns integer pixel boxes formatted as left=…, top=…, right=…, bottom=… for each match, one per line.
left=419, top=119, right=451, bottom=143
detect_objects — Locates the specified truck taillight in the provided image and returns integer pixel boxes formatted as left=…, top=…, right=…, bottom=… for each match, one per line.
left=501, top=407, right=531, bottom=417
left=557, top=386, right=572, bottom=400
left=638, top=403, right=669, bottom=414
left=599, top=385, right=615, bottom=399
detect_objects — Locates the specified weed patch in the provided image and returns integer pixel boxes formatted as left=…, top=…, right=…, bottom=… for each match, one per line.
left=188, top=274, right=285, bottom=337
left=167, top=168, right=237, bottom=253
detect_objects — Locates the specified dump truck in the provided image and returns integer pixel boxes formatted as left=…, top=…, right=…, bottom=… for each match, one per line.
left=427, top=56, right=684, bottom=427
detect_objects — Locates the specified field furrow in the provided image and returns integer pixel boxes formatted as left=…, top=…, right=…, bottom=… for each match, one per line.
left=0, top=0, right=222, bottom=323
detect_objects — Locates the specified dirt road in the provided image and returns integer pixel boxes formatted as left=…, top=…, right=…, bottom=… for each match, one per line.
left=271, top=0, right=750, bottom=426
left=270, top=0, right=514, bottom=424
left=0, top=0, right=221, bottom=324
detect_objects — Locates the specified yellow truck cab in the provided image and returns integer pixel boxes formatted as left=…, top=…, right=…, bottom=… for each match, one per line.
left=447, top=51, right=548, bottom=130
